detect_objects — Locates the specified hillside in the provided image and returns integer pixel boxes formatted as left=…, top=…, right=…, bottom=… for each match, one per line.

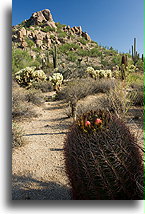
left=12, top=9, right=129, bottom=78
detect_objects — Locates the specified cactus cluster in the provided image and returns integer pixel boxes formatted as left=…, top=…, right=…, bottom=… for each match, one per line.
left=85, top=67, right=113, bottom=79
left=64, top=110, right=143, bottom=200
left=126, top=64, right=137, bottom=73
left=15, top=66, right=47, bottom=87
left=49, top=72, right=63, bottom=92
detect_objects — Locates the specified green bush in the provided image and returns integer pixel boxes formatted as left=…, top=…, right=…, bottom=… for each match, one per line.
left=56, top=22, right=66, bottom=29
left=77, top=49, right=90, bottom=57
left=50, top=34, right=55, bottom=39
left=135, top=59, right=144, bottom=71
left=41, top=26, right=56, bottom=32
left=78, top=38, right=87, bottom=45
left=59, top=43, right=80, bottom=53
left=12, top=48, right=41, bottom=73
left=58, top=31, right=67, bottom=38
left=25, top=38, right=35, bottom=49
left=67, top=52, right=78, bottom=62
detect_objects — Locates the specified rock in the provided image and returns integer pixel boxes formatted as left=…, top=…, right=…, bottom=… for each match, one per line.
left=26, top=9, right=56, bottom=28
left=70, top=26, right=82, bottom=36
left=34, top=30, right=46, bottom=40
left=82, top=32, right=91, bottom=41
left=36, top=39, right=43, bottom=47
left=20, top=40, right=28, bottom=48
left=17, top=27, right=27, bottom=39
left=45, top=21, right=56, bottom=29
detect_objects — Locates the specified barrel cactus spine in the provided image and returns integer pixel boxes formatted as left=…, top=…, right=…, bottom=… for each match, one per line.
left=64, top=110, right=143, bottom=200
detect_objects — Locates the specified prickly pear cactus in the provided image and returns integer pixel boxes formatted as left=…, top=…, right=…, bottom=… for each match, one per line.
left=64, top=110, right=143, bottom=200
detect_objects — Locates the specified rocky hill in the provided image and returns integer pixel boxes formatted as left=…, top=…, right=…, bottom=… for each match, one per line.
left=12, top=9, right=91, bottom=49
left=12, top=9, right=129, bottom=78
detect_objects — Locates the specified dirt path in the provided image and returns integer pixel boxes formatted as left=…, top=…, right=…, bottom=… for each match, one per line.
left=12, top=93, right=72, bottom=200
left=12, top=93, right=143, bottom=200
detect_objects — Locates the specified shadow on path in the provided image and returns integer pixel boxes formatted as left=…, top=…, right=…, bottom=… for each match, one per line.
left=23, top=132, right=69, bottom=137
left=12, top=175, right=71, bottom=200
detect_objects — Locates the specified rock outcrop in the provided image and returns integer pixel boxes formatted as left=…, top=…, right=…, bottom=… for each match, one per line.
left=12, top=9, right=92, bottom=50
left=25, top=9, right=56, bottom=28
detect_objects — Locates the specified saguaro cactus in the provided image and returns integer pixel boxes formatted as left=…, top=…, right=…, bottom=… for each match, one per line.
left=52, top=45, right=57, bottom=69
left=132, top=38, right=139, bottom=65
left=120, top=55, right=127, bottom=80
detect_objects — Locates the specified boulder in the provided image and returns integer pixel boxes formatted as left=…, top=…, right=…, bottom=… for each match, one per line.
left=82, top=32, right=91, bottom=41
left=17, top=27, right=27, bottom=39
left=20, top=40, right=28, bottom=48
left=36, top=39, right=43, bottom=47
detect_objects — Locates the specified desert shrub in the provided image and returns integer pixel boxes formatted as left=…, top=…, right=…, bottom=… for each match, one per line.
left=135, top=59, right=144, bottom=71
left=64, top=110, right=143, bottom=199
left=129, top=84, right=144, bottom=106
left=25, top=38, right=35, bottom=49
left=101, top=58, right=111, bottom=68
left=89, top=48, right=102, bottom=57
left=77, top=49, right=90, bottom=57
left=12, top=97, right=38, bottom=120
left=12, top=122, right=24, bottom=148
left=131, top=91, right=144, bottom=106
left=31, top=80, right=53, bottom=92
left=126, top=73, right=143, bottom=86
left=41, top=26, right=56, bottom=32
left=78, top=38, right=87, bottom=45
left=56, top=22, right=66, bottom=29
left=12, top=86, right=38, bottom=120
left=67, top=52, right=78, bottom=62
left=100, top=82, right=135, bottom=118
left=50, top=34, right=55, bottom=39
left=32, top=47, right=41, bottom=53
left=59, top=43, right=79, bottom=53
left=57, top=78, right=116, bottom=102
left=25, top=89, right=44, bottom=106
left=111, top=55, right=121, bottom=66
left=58, top=31, right=67, bottom=38
left=12, top=48, right=41, bottom=73
left=15, top=66, right=47, bottom=87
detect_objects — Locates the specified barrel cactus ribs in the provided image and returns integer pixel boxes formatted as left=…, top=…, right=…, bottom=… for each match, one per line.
left=64, top=110, right=143, bottom=200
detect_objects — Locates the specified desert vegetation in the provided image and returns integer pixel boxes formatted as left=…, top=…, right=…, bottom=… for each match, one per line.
left=12, top=9, right=144, bottom=200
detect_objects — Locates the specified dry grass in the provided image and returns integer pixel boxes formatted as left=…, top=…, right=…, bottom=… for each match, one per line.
left=12, top=81, right=41, bottom=121
left=12, top=122, right=25, bottom=148
left=57, top=77, right=118, bottom=102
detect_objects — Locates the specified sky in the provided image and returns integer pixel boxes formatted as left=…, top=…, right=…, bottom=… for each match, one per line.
left=12, top=0, right=144, bottom=54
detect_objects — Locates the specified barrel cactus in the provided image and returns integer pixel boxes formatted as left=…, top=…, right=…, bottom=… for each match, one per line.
left=64, top=110, right=143, bottom=200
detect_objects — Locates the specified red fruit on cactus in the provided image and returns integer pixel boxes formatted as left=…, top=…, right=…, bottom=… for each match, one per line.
left=95, top=118, right=102, bottom=125
left=85, top=121, right=91, bottom=126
